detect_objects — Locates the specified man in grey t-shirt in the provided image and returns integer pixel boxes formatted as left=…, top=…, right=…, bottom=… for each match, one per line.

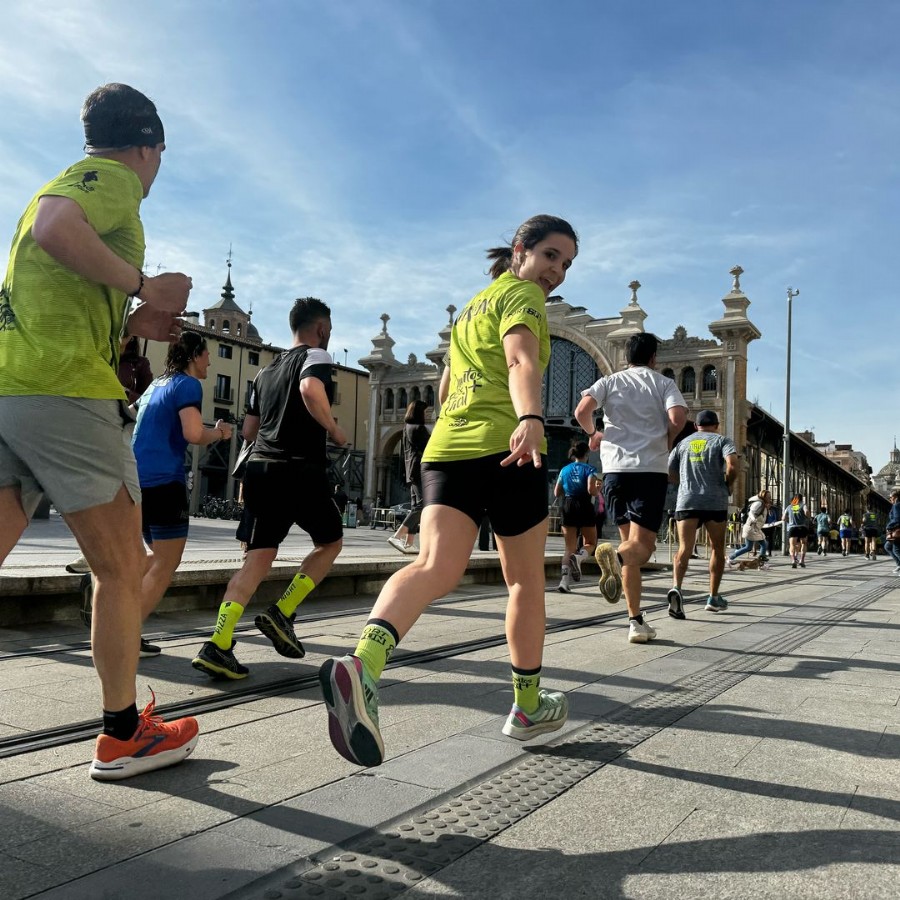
left=666, top=409, right=738, bottom=617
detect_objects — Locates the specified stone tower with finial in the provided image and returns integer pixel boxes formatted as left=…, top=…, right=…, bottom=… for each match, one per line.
left=202, top=248, right=261, bottom=344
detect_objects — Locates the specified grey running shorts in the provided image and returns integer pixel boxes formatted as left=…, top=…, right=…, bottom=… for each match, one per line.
left=0, top=396, right=141, bottom=517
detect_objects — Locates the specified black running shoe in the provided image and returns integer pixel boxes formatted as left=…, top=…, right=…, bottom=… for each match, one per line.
left=139, top=637, right=162, bottom=657
left=255, top=605, right=305, bottom=659
left=192, top=640, right=249, bottom=679
left=667, top=587, right=686, bottom=620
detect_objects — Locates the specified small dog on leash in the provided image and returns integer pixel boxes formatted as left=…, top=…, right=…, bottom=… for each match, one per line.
left=735, top=557, right=770, bottom=571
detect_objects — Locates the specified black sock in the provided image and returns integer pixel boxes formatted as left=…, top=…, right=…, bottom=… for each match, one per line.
left=629, top=614, right=645, bottom=625
left=103, top=704, right=139, bottom=740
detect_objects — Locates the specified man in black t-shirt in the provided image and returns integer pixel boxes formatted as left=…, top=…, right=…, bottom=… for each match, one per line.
left=192, top=298, right=348, bottom=679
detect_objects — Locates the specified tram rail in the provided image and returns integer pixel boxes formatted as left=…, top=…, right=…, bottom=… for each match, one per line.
left=0, top=564, right=871, bottom=760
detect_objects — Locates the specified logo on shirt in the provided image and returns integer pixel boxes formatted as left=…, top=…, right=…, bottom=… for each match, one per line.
left=688, top=438, right=707, bottom=463
left=74, top=170, right=99, bottom=193
left=0, top=286, right=15, bottom=331
left=443, top=368, right=483, bottom=414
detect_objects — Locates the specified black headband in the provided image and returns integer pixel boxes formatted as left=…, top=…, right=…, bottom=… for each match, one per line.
left=83, top=110, right=165, bottom=150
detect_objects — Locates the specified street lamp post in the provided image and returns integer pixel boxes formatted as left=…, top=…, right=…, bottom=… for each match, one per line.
left=782, top=287, right=800, bottom=555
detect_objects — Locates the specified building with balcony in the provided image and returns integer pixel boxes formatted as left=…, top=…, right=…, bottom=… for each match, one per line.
left=143, top=263, right=369, bottom=507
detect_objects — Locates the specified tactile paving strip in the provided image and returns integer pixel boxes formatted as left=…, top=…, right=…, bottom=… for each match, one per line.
left=233, top=583, right=893, bottom=900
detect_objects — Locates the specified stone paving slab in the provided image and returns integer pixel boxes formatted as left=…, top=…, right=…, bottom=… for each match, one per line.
left=2, top=551, right=897, bottom=898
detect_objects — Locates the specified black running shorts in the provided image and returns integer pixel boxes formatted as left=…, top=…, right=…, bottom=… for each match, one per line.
left=561, top=494, right=596, bottom=529
left=421, top=452, right=548, bottom=537
left=603, top=472, right=669, bottom=534
left=241, top=458, right=343, bottom=549
left=141, top=481, right=190, bottom=542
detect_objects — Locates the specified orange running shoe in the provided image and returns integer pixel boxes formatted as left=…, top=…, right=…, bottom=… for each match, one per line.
left=89, top=689, right=199, bottom=781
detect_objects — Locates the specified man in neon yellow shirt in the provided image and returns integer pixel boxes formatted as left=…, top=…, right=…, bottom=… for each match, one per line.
left=0, top=83, right=199, bottom=781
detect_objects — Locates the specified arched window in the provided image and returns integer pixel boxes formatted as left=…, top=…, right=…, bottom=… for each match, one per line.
left=237, top=322, right=242, bottom=337
left=661, top=368, right=675, bottom=380
left=702, top=365, right=717, bottom=392
left=384, top=388, right=394, bottom=411
left=412, top=386, right=421, bottom=402
left=425, top=385, right=435, bottom=407
left=543, top=337, right=600, bottom=419
left=398, top=388, right=408, bottom=409
left=681, top=367, right=696, bottom=395
left=222, top=319, right=231, bottom=334
left=209, top=319, right=215, bottom=331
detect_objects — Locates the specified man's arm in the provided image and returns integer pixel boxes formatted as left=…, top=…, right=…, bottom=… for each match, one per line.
left=724, top=452, right=738, bottom=491
left=574, top=394, right=603, bottom=452
left=32, top=196, right=191, bottom=312
left=242, top=414, right=260, bottom=443
left=300, top=377, right=348, bottom=446
left=666, top=405, right=688, bottom=448
left=667, top=447, right=680, bottom=484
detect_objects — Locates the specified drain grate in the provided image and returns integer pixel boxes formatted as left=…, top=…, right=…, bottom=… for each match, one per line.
left=232, top=584, right=892, bottom=900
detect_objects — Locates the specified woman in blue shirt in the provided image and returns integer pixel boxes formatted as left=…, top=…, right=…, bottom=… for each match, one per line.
left=132, top=332, right=232, bottom=653
left=554, top=441, right=599, bottom=593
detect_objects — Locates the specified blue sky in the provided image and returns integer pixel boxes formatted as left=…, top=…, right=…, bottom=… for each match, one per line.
left=1, top=0, right=897, bottom=473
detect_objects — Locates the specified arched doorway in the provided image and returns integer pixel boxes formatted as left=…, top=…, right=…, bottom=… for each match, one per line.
left=543, top=337, right=601, bottom=478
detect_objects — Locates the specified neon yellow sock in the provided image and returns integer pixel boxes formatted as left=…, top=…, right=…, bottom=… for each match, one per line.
left=353, top=620, right=398, bottom=682
left=211, top=600, right=245, bottom=650
left=512, top=667, right=541, bottom=713
left=276, top=573, right=316, bottom=617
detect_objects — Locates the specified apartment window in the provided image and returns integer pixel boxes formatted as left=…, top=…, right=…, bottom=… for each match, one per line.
left=215, top=374, right=233, bottom=403
left=248, top=351, right=259, bottom=366
left=218, top=344, right=233, bottom=359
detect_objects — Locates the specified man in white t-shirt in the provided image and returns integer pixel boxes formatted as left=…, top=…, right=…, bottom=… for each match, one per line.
left=574, top=333, right=687, bottom=644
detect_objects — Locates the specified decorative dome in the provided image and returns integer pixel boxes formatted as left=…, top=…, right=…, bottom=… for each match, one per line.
left=877, top=445, right=900, bottom=478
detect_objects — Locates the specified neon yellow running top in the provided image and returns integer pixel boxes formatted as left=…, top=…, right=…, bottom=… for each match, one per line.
left=424, top=271, right=550, bottom=462
left=0, top=158, right=145, bottom=398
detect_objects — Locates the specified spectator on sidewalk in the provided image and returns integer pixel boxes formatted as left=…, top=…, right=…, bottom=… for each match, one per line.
left=388, top=400, right=430, bottom=554
left=728, top=490, right=773, bottom=567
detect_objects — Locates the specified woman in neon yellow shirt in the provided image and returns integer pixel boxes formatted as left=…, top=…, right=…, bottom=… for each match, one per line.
left=320, top=215, right=578, bottom=766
